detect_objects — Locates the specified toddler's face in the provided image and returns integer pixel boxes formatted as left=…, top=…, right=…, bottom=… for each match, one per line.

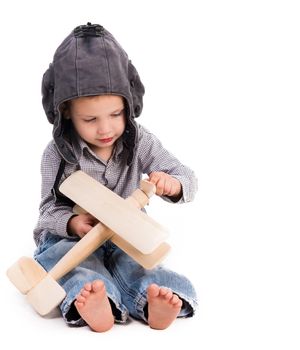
left=69, top=95, right=126, bottom=159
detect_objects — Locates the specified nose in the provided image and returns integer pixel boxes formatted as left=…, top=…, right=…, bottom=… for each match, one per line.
left=96, top=118, right=111, bottom=135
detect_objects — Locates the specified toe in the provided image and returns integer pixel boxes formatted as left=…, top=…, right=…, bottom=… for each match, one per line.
left=83, top=282, right=92, bottom=291
left=159, top=287, right=170, bottom=297
left=164, top=291, right=173, bottom=301
left=75, top=301, right=84, bottom=309
left=92, top=280, right=105, bottom=292
left=159, top=287, right=169, bottom=297
left=76, top=295, right=86, bottom=303
left=176, top=299, right=183, bottom=308
left=147, top=284, right=160, bottom=298
left=170, top=294, right=180, bottom=305
left=81, top=290, right=90, bottom=298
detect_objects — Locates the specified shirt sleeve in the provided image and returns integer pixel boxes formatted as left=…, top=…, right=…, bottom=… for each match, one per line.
left=33, top=141, right=75, bottom=244
left=137, top=126, right=198, bottom=203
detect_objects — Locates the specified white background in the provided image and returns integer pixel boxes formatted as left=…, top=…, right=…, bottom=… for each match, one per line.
left=0, top=1, right=299, bottom=349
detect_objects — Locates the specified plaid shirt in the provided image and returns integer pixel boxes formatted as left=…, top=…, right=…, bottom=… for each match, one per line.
left=33, top=124, right=198, bottom=245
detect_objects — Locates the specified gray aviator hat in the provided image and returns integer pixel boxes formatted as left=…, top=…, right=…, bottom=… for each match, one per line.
left=42, top=23, right=145, bottom=165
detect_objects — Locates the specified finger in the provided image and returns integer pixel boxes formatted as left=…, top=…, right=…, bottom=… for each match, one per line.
left=80, top=223, right=94, bottom=236
left=148, top=172, right=160, bottom=185
left=84, top=213, right=99, bottom=225
left=163, top=180, right=173, bottom=196
left=171, top=179, right=182, bottom=197
left=155, top=177, right=166, bottom=196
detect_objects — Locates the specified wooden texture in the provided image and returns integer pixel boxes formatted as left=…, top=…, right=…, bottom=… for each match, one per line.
left=26, top=275, right=66, bottom=316
left=51, top=179, right=171, bottom=279
left=7, top=174, right=171, bottom=315
left=72, top=203, right=171, bottom=270
left=49, top=222, right=113, bottom=280
left=59, top=171, right=169, bottom=254
left=6, top=257, right=47, bottom=294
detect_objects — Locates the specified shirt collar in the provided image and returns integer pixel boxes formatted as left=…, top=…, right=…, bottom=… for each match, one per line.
left=72, top=134, right=124, bottom=162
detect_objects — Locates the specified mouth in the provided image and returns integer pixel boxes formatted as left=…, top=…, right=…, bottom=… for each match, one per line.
left=98, top=137, right=113, bottom=144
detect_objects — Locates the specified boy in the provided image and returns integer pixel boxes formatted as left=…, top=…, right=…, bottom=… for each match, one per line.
left=34, top=23, right=198, bottom=332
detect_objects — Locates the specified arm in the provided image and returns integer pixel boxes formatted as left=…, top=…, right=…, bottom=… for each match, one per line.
left=33, top=141, right=76, bottom=244
left=137, top=126, right=198, bottom=203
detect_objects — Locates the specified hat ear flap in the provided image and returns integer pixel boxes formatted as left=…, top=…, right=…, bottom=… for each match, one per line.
left=128, top=60, right=145, bottom=118
left=42, top=63, right=56, bottom=124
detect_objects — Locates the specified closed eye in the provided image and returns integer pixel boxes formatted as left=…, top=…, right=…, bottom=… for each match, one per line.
left=84, top=118, right=96, bottom=123
left=111, top=109, right=125, bottom=117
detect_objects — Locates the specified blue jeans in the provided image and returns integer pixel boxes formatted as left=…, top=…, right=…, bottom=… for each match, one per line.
left=34, top=232, right=198, bottom=326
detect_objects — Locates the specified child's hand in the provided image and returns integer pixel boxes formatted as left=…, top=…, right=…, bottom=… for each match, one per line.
left=67, top=213, right=99, bottom=238
left=148, top=172, right=182, bottom=199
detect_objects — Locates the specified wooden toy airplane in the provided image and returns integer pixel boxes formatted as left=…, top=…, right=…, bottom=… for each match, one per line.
left=7, top=171, right=171, bottom=316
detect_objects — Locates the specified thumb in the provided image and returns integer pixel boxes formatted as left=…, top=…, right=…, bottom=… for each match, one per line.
left=148, top=172, right=159, bottom=184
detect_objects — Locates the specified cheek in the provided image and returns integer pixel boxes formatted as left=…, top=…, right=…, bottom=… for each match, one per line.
left=118, top=116, right=126, bottom=132
left=73, top=121, right=94, bottom=138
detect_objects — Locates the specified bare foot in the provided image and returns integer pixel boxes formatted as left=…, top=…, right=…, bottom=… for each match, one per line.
left=74, top=280, right=114, bottom=332
left=147, top=283, right=183, bottom=330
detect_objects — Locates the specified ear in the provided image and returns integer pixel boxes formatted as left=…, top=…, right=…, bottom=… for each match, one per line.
left=59, top=101, right=71, bottom=120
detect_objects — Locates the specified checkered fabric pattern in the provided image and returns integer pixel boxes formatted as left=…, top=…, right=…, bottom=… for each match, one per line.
left=33, top=124, right=198, bottom=245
